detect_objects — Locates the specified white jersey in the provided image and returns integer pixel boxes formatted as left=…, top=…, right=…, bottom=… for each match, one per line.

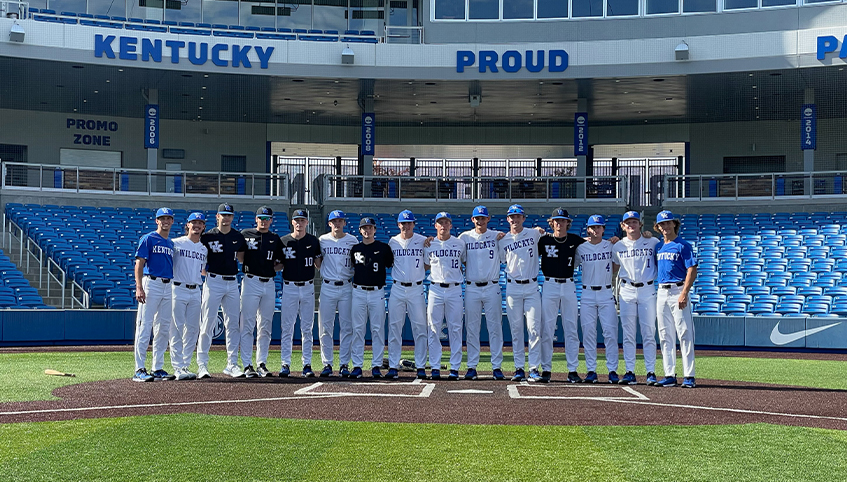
left=319, top=232, right=358, bottom=281
left=500, top=228, right=542, bottom=280
left=172, top=236, right=207, bottom=285
left=425, top=236, right=466, bottom=284
left=613, top=235, right=660, bottom=284
left=459, top=229, right=502, bottom=283
left=389, top=233, right=427, bottom=283
left=576, top=240, right=615, bottom=287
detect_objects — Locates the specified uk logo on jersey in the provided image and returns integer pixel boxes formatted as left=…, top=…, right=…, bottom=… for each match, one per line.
left=545, top=245, right=558, bottom=257
left=246, top=238, right=258, bottom=250
left=354, top=252, right=365, bottom=264
left=283, top=247, right=296, bottom=259
left=209, top=241, right=223, bottom=253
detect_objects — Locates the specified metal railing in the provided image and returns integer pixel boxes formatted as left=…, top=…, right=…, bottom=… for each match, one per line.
left=664, top=171, right=847, bottom=202
left=322, top=175, right=627, bottom=203
left=1, top=162, right=290, bottom=200
left=46, top=257, right=69, bottom=309
left=384, top=26, right=423, bottom=44
left=0, top=0, right=28, bottom=19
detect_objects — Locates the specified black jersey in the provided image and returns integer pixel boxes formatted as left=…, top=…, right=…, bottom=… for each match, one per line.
left=350, top=240, right=394, bottom=287
left=241, top=228, right=284, bottom=278
left=279, top=233, right=322, bottom=282
left=201, top=227, right=247, bottom=275
left=539, top=233, right=585, bottom=279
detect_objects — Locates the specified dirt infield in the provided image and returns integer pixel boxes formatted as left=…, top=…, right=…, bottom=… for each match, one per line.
left=1, top=373, right=845, bottom=430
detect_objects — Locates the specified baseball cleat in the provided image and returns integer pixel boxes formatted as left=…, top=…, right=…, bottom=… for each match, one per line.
left=386, top=368, right=400, bottom=379
left=447, top=370, right=460, bottom=380
left=339, top=365, right=350, bottom=378
left=371, top=367, right=383, bottom=378
left=464, top=368, right=479, bottom=380
left=607, top=371, right=620, bottom=384
left=566, top=371, right=582, bottom=383
left=619, top=372, right=638, bottom=385
left=646, top=372, right=658, bottom=386
left=152, top=369, right=176, bottom=381
left=197, top=364, right=211, bottom=379
left=132, top=368, right=154, bottom=382
left=492, top=368, right=505, bottom=380
left=320, top=365, right=333, bottom=377
left=583, top=371, right=598, bottom=384
left=430, top=369, right=441, bottom=380
left=416, top=368, right=427, bottom=379
left=223, top=365, right=244, bottom=378
left=540, top=371, right=552, bottom=383
left=176, top=368, right=195, bottom=381
left=257, top=363, right=272, bottom=377
left=681, top=377, right=696, bottom=388
left=511, top=368, right=526, bottom=382
left=302, top=365, right=315, bottom=378
left=350, top=367, right=363, bottom=379
left=243, top=365, right=259, bottom=378
left=278, top=364, right=291, bottom=378
left=527, top=369, right=542, bottom=382
left=656, top=376, right=678, bottom=387
left=399, top=359, right=417, bottom=372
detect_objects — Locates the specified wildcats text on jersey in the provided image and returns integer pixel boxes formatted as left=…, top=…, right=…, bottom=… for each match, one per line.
left=616, top=248, right=655, bottom=259
left=503, top=238, right=536, bottom=253
left=393, top=248, right=424, bottom=257
left=323, top=246, right=352, bottom=256
left=466, top=240, right=498, bottom=250
left=428, top=249, right=463, bottom=258
left=177, top=248, right=206, bottom=261
left=580, top=251, right=612, bottom=262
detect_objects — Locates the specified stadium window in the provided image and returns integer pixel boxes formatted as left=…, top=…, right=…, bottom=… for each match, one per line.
left=723, top=156, right=786, bottom=174
left=434, top=0, right=465, bottom=18
left=572, top=0, right=603, bottom=16
left=646, top=0, right=679, bottom=13
left=761, top=0, right=795, bottom=6
left=503, top=0, right=533, bottom=18
left=606, top=0, right=638, bottom=16
left=683, top=0, right=716, bottom=12
left=469, top=0, right=498, bottom=19
left=201, top=0, right=239, bottom=26
left=537, top=0, right=568, bottom=17
left=221, top=155, right=247, bottom=173
left=723, top=0, right=757, bottom=9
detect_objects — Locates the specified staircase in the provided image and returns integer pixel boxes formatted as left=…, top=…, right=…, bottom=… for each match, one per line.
left=2, top=229, right=74, bottom=308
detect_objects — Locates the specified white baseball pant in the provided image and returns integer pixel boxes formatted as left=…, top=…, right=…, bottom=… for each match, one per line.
left=351, top=286, right=386, bottom=369
left=134, top=276, right=172, bottom=371
left=580, top=287, right=619, bottom=373
left=505, top=281, right=541, bottom=371
left=657, top=284, right=695, bottom=377
left=387, top=282, right=427, bottom=369
left=239, top=275, right=276, bottom=367
left=619, top=282, right=658, bottom=374
left=280, top=281, right=316, bottom=367
left=464, top=282, right=504, bottom=370
left=318, top=280, right=353, bottom=368
left=197, top=274, right=241, bottom=368
left=170, top=283, right=201, bottom=371
left=427, top=284, right=464, bottom=371
left=541, top=279, right=578, bottom=372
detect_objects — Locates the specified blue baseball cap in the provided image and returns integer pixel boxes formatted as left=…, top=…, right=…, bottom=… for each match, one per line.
left=398, top=210, right=416, bottom=223
left=359, top=217, right=376, bottom=227
left=256, top=206, right=273, bottom=217
left=506, top=204, right=525, bottom=216
left=622, top=211, right=641, bottom=222
left=656, top=210, right=676, bottom=223
left=551, top=208, right=570, bottom=220
left=587, top=214, right=606, bottom=227
left=292, top=209, right=308, bottom=220
left=186, top=212, right=206, bottom=222
left=472, top=206, right=489, bottom=218
left=435, top=212, right=452, bottom=222
left=328, top=210, right=346, bottom=221
left=155, top=207, right=174, bottom=219
left=217, top=203, right=234, bottom=215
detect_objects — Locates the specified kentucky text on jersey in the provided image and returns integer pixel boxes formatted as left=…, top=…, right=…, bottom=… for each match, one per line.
left=657, top=252, right=680, bottom=261
left=393, top=248, right=424, bottom=257
left=502, top=238, right=536, bottom=252
left=466, top=240, right=498, bottom=250
left=177, top=248, right=206, bottom=261
left=616, top=248, right=655, bottom=259
left=580, top=251, right=612, bottom=262
left=152, top=245, right=174, bottom=256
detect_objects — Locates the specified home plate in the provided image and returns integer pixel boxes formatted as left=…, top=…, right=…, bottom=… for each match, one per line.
left=447, top=389, right=494, bottom=394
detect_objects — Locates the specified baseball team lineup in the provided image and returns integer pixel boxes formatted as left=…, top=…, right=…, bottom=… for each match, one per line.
left=132, top=203, right=698, bottom=388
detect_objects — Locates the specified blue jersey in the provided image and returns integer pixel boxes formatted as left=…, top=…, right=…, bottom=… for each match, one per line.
left=655, top=237, right=697, bottom=284
left=136, top=232, right=175, bottom=278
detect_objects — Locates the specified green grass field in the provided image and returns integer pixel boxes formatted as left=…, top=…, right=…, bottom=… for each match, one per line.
left=1, top=350, right=845, bottom=481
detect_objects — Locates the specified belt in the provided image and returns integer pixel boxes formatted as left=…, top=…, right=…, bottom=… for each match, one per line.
left=508, top=278, right=537, bottom=284
left=436, top=282, right=460, bottom=288
left=583, top=285, right=612, bottom=291
left=354, top=284, right=384, bottom=291
left=399, top=281, right=423, bottom=287
left=173, top=282, right=198, bottom=289
left=473, top=280, right=499, bottom=287
left=246, top=274, right=272, bottom=282
left=548, top=277, right=573, bottom=284
left=285, top=280, right=313, bottom=286
left=323, top=279, right=349, bottom=286
left=659, top=282, right=685, bottom=289
left=209, top=273, right=236, bottom=281
left=621, top=280, right=654, bottom=288
left=147, top=276, right=171, bottom=283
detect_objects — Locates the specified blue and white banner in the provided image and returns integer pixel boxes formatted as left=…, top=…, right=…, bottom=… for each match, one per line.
left=145, top=104, right=159, bottom=149
left=362, top=113, right=375, bottom=156
left=574, top=112, right=588, bottom=156
left=801, top=104, right=816, bottom=150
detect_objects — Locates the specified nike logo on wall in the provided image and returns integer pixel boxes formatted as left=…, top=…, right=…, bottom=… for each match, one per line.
left=769, top=321, right=842, bottom=345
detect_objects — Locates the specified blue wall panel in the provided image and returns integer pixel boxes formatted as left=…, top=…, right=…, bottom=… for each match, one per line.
left=693, top=316, right=745, bottom=346
left=746, top=316, right=806, bottom=348
left=1, top=310, right=64, bottom=342
left=803, top=318, right=847, bottom=349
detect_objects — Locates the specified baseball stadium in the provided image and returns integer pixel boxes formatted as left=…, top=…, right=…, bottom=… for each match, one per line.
left=1, top=0, right=847, bottom=478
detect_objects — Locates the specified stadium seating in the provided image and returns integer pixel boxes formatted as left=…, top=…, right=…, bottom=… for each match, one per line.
left=0, top=247, right=48, bottom=308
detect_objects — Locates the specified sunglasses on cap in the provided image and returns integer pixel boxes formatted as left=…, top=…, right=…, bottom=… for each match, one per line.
left=257, top=216, right=272, bottom=221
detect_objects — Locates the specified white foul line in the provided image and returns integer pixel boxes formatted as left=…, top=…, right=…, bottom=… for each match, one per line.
left=294, top=381, right=435, bottom=398
left=600, top=398, right=847, bottom=423
left=507, top=384, right=650, bottom=401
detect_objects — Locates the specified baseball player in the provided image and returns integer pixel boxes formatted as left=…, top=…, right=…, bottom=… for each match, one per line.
left=612, top=211, right=660, bottom=386
left=132, top=207, right=175, bottom=382
left=576, top=215, right=620, bottom=384
left=196, top=203, right=247, bottom=379
left=317, top=210, right=358, bottom=377
left=459, top=206, right=505, bottom=380
left=499, top=204, right=542, bottom=382
left=424, top=212, right=466, bottom=380
left=654, top=210, right=698, bottom=388
left=350, top=217, right=395, bottom=379
left=169, top=212, right=208, bottom=381
left=239, top=206, right=284, bottom=378
left=279, top=209, right=322, bottom=378
left=537, top=208, right=585, bottom=383
left=387, top=210, right=429, bottom=380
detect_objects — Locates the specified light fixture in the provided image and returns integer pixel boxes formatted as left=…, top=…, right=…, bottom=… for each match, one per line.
left=675, top=41, right=689, bottom=61
left=341, top=46, right=354, bottom=65
left=469, top=94, right=481, bottom=107
left=9, top=22, right=24, bottom=43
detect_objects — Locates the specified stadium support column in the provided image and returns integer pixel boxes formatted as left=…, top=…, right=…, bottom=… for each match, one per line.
left=804, top=88, right=815, bottom=196
left=576, top=97, right=588, bottom=198
left=359, top=79, right=375, bottom=196
left=147, top=89, right=158, bottom=171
